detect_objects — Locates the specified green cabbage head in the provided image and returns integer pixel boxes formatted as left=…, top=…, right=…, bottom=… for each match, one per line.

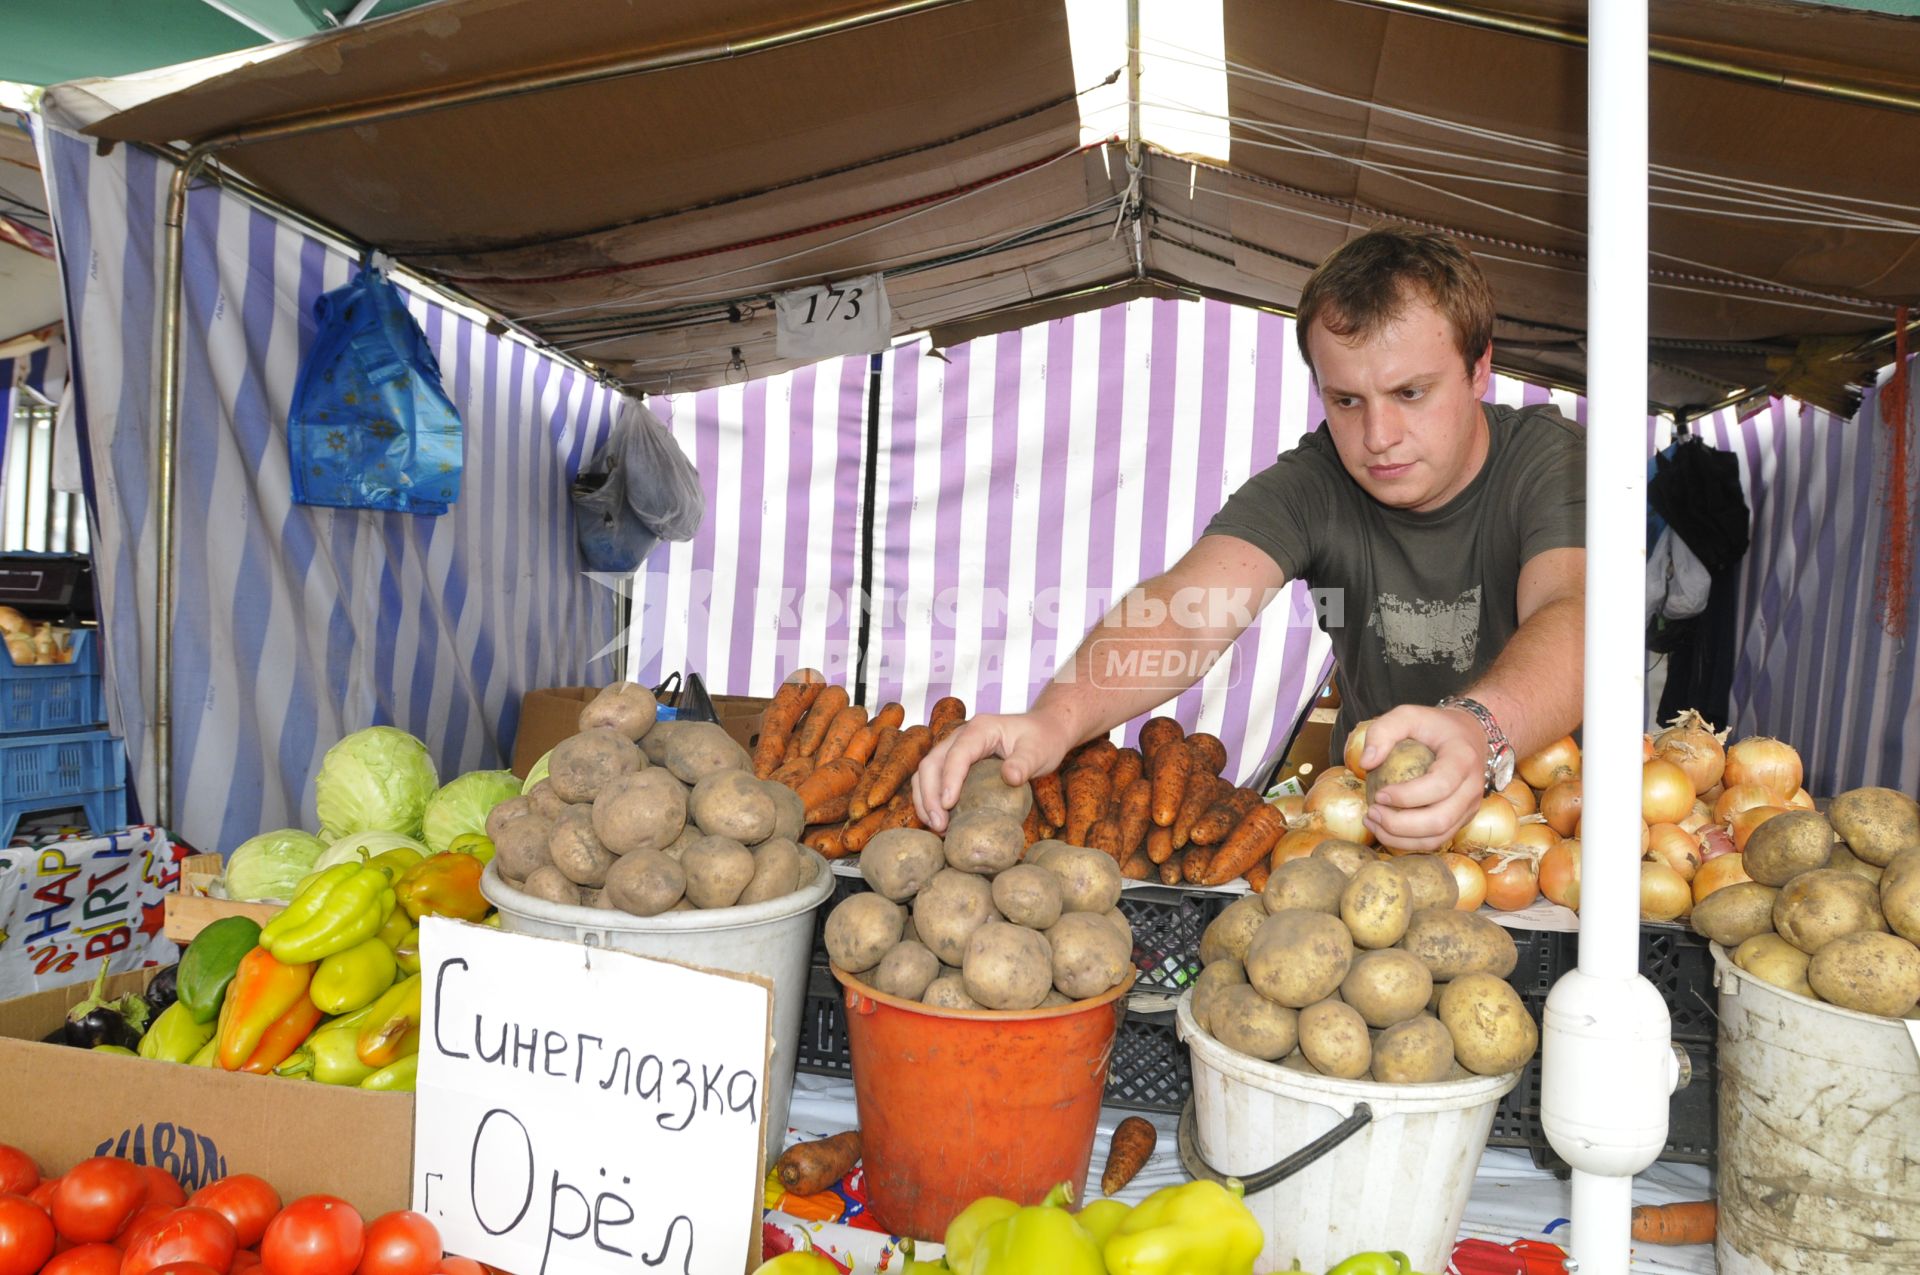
left=421, top=769, right=523, bottom=854
left=314, top=725, right=440, bottom=840
left=223, top=829, right=326, bottom=902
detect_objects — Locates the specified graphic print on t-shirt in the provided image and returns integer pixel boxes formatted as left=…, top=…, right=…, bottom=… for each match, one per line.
left=1366, top=587, right=1482, bottom=674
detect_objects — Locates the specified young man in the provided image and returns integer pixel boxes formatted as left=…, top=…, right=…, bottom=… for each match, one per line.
left=913, top=228, right=1586, bottom=852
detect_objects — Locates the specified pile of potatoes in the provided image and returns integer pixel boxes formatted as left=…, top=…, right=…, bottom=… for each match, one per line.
left=1190, top=844, right=1541, bottom=1083
left=486, top=681, right=820, bottom=914
left=1691, top=787, right=1920, bottom=1018
left=822, top=761, right=1137, bottom=1010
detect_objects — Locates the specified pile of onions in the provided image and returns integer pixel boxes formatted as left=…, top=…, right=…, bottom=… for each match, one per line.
left=1541, top=780, right=1582, bottom=838
left=1306, top=772, right=1371, bottom=844
left=1642, top=758, right=1696, bottom=824
left=1343, top=720, right=1372, bottom=779
left=1273, top=794, right=1307, bottom=821
left=1441, top=851, right=1488, bottom=911
left=1713, top=782, right=1777, bottom=824
left=1511, top=821, right=1560, bottom=858
left=1645, top=822, right=1704, bottom=882
left=1272, top=823, right=1334, bottom=866
left=1723, top=736, right=1803, bottom=803
left=1453, top=794, right=1519, bottom=852
left=1640, top=860, right=1693, bottom=922
left=1654, top=710, right=1727, bottom=796
left=1518, top=736, right=1581, bottom=791
left=1499, top=778, right=1537, bottom=817
left=1731, top=804, right=1789, bottom=852
left=1539, top=839, right=1581, bottom=909
left=1786, top=787, right=1815, bottom=811
left=1698, top=823, right=1737, bottom=861
left=1481, top=853, right=1540, bottom=911
left=1679, top=800, right=1713, bottom=835
left=1692, top=851, right=1751, bottom=903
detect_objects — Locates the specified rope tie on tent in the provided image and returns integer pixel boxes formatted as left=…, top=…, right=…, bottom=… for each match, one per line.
left=1876, top=306, right=1914, bottom=642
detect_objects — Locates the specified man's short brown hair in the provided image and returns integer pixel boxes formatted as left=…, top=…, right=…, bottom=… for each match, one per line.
left=1294, top=228, right=1494, bottom=378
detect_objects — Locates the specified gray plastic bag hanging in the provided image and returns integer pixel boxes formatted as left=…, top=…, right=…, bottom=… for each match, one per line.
left=572, top=395, right=704, bottom=571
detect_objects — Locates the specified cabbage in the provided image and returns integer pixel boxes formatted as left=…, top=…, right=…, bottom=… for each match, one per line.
left=223, top=829, right=326, bottom=902
left=421, top=770, right=523, bottom=854
left=298, top=831, right=432, bottom=893
left=521, top=749, right=553, bottom=795
left=314, top=726, right=439, bottom=840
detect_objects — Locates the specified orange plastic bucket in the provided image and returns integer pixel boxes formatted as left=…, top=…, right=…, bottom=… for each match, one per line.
left=831, top=966, right=1130, bottom=1242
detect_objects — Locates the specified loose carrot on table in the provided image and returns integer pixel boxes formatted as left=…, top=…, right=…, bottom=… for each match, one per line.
left=1109, top=747, right=1145, bottom=799
left=1137, top=717, right=1184, bottom=762
left=1063, top=765, right=1112, bottom=846
left=768, top=756, right=816, bottom=789
left=1202, top=801, right=1288, bottom=885
left=1116, top=777, right=1154, bottom=860
left=926, top=695, right=967, bottom=738
left=1190, top=787, right=1262, bottom=846
left=1186, top=732, right=1229, bottom=776
left=1158, top=852, right=1185, bottom=885
left=1149, top=738, right=1193, bottom=827
left=796, top=757, right=865, bottom=824
left=793, top=684, right=850, bottom=758
left=751, top=678, right=819, bottom=777
left=1631, top=1201, right=1716, bottom=1245
left=1101, top=1116, right=1158, bottom=1195
left=813, top=704, right=869, bottom=765
left=776, top=1130, right=863, bottom=1196
left=1032, top=770, right=1068, bottom=827
left=842, top=793, right=923, bottom=853
left=1171, top=768, right=1222, bottom=849
left=859, top=724, right=932, bottom=816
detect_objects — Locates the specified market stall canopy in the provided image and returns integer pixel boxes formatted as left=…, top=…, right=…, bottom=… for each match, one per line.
left=39, top=0, right=1920, bottom=412
left=0, top=113, right=62, bottom=346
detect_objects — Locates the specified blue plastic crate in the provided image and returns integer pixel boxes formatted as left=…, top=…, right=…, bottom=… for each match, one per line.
left=0, top=728, right=127, bottom=844
left=0, top=629, right=105, bottom=735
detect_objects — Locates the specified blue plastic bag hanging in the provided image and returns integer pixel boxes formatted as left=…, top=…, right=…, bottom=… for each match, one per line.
left=288, top=259, right=463, bottom=515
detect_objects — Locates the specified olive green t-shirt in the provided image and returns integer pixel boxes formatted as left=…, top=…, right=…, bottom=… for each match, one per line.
left=1204, top=402, right=1586, bottom=761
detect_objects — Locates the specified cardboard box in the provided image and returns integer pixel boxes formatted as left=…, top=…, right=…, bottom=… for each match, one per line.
left=164, top=853, right=284, bottom=944
left=0, top=968, right=414, bottom=1210
left=510, top=686, right=770, bottom=777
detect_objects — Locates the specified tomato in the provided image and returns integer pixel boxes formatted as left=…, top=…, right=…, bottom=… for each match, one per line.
left=116, top=1202, right=174, bottom=1253
left=51, top=1156, right=148, bottom=1243
left=0, top=1192, right=56, bottom=1275
left=26, top=1178, right=59, bottom=1214
left=146, top=1264, right=222, bottom=1275
left=0, top=1148, right=38, bottom=1198
left=123, top=1206, right=238, bottom=1275
left=188, top=1176, right=282, bottom=1249
left=39, top=1242, right=123, bottom=1274
left=430, top=1260, right=483, bottom=1275
left=139, top=1167, right=188, bottom=1210
left=231, top=1251, right=263, bottom=1274
left=356, top=1211, right=442, bottom=1275
left=260, top=1196, right=364, bottom=1275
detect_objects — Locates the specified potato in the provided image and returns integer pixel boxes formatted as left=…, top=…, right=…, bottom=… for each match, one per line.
left=1743, top=810, right=1838, bottom=886
left=912, top=869, right=1002, bottom=966
left=579, top=680, right=660, bottom=741
left=952, top=759, right=1033, bottom=821
left=603, top=848, right=686, bottom=916
left=991, top=863, right=1064, bottom=930
left=1042, top=990, right=1073, bottom=1007
left=486, top=796, right=535, bottom=842
left=1882, top=848, right=1920, bottom=943
left=1311, top=840, right=1375, bottom=879
left=1773, top=869, right=1886, bottom=954
left=1690, top=881, right=1781, bottom=947
left=1439, top=974, right=1538, bottom=1075
left=943, top=810, right=1025, bottom=876
left=1027, top=839, right=1070, bottom=868
left=525, top=780, right=571, bottom=823
left=737, top=837, right=803, bottom=905
left=662, top=722, right=750, bottom=785
left=1191, top=957, right=1247, bottom=1034
left=1807, top=931, right=1920, bottom=1017
left=1246, top=909, right=1354, bottom=1008
left=585, top=887, right=617, bottom=910
left=548, top=728, right=645, bottom=803
left=1046, top=911, right=1133, bottom=1000
left=1733, top=933, right=1813, bottom=997
left=1365, top=739, right=1435, bottom=805
left=921, top=973, right=981, bottom=1010
left=1341, top=948, right=1433, bottom=1029
left=1825, top=841, right=1883, bottom=888
left=548, top=806, right=618, bottom=887
left=963, top=920, right=1053, bottom=1010
left=1829, top=786, right=1920, bottom=868
left=1210, top=985, right=1299, bottom=1061
left=870, top=940, right=941, bottom=1001
left=1342, top=861, right=1413, bottom=949
left=1280, top=1051, right=1319, bottom=1075
left=764, top=781, right=806, bottom=843
left=1099, top=907, right=1134, bottom=949
left=1400, top=909, right=1518, bottom=980
left=521, top=865, right=584, bottom=906
left=1294, top=999, right=1370, bottom=1078
left=661, top=824, right=701, bottom=862
left=494, top=813, right=556, bottom=881
left=675, top=835, right=753, bottom=909
left=824, top=893, right=906, bottom=973
left=858, top=828, right=944, bottom=902
left=682, top=769, right=777, bottom=847
left=639, top=719, right=684, bottom=766
left=1200, top=895, right=1270, bottom=966
left=1391, top=855, right=1460, bottom=912
left=591, top=769, right=689, bottom=856
left=1041, top=844, right=1124, bottom=914
left=1263, top=858, right=1347, bottom=915
left=1371, top=1014, right=1455, bottom=1084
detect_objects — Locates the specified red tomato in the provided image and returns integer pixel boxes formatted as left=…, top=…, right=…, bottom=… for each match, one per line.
left=138, top=1167, right=188, bottom=1211
left=260, top=1196, right=364, bottom=1275
left=39, top=1241, right=122, bottom=1274
left=0, top=1148, right=38, bottom=1198
left=231, top=1251, right=263, bottom=1274
left=115, top=1202, right=173, bottom=1253
left=145, top=1265, right=221, bottom=1275
left=429, top=1260, right=483, bottom=1275
left=187, top=1176, right=282, bottom=1250
left=356, top=1211, right=442, bottom=1275
left=26, top=1178, right=59, bottom=1214
left=51, top=1157, right=148, bottom=1243
left=0, top=1192, right=56, bottom=1275
left=122, top=1206, right=238, bottom=1275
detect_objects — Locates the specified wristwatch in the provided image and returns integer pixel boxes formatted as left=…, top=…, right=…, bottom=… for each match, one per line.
left=1437, top=695, right=1516, bottom=792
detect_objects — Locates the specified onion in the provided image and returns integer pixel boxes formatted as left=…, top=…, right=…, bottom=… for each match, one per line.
left=1541, top=780, right=1583, bottom=838
left=1645, top=823, right=1703, bottom=882
left=1698, top=823, right=1737, bottom=861
left=1730, top=805, right=1788, bottom=852
left=1701, top=782, right=1724, bottom=805
left=1313, top=766, right=1356, bottom=791
left=1654, top=710, right=1727, bottom=796
left=1306, top=775, right=1371, bottom=844
left=1499, top=778, right=1537, bottom=818
left=1271, top=825, right=1332, bottom=866
left=1692, top=851, right=1751, bottom=903
left=1518, top=735, right=1582, bottom=790
left=1441, top=852, right=1487, bottom=911
left=1453, top=794, right=1519, bottom=852
left=1539, top=839, right=1581, bottom=910
left=1642, top=759, right=1696, bottom=825
left=1679, top=800, right=1713, bottom=834
left=1713, top=783, right=1777, bottom=825
left=1642, top=819, right=1651, bottom=853
left=1723, top=736, right=1803, bottom=802
left=1343, top=720, right=1372, bottom=779
left=1511, top=822, right=1560, bottom=857
left=1481, top=854, right=1540, bottom=911
left=1642, top=734, right=1655, bottom=762
left=1273, top=794, right=1307, bottom=821
left=1786, top=787, right=1815, bottom=811
left=1640, top=860, right=1693, bottom=922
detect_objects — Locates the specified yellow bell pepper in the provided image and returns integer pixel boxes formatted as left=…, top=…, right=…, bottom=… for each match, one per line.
left=310, top=937, right=398, bottom=1015
left=368, top=846, right=425, bottom=880
left=1102, top=1179, right=1264, bottom=1275
left=138, top=1001, right=217, bottom=1064
left=943, top=1195, right=1021, bottom=1274
left=966, top=1184, right=1103, bottom=1275
left=396, top=851, right=490, bottom=922
left=359, top=1052, right=418, bottom=1092
left=376, top=905, right=413, bottom=949
left=356, top=971, right=423, bottom=1067
left=259, top=862, right=397, bottom=964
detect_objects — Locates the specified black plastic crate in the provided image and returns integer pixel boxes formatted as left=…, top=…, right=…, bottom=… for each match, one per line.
left=1104, top=1000, right=1192, bottom=1113
left=1118, top=885, right=1233, bottom=994
left=796, top=963, right=853, bottom=1077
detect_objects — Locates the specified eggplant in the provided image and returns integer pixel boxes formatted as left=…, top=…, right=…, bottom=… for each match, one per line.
left=144, top=963, right=180, bottom=1016
left=62, top=960, right=151, bottom=1051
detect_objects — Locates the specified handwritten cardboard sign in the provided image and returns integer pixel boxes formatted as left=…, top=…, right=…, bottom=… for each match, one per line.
left=413, top=918, right=772, bottom=1275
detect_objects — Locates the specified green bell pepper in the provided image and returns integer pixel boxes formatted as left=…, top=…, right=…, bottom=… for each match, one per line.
left=188, top=1034, right=220, bottom=1067
left=943, top=1195, right=1020, bottom=1274
left=275, top=1004, right=379, bottom=1085
left=359, top=1052, right=418, bottom=1091
left=310, top=937, right=398, bottom=1015
left=259, top=862, right=397, bottom=964
left=1326, top=1252, right=1415, bottom=1275
left=1102, top=1179, right=1265, bottom=1275
left=966, top=1184, right=1103, bottom=1275
left=138, top=1001, right=217, bottom=1064
left=176, top=915, right=263, bottom=1023
left=448, top=832, right=495, bottom=865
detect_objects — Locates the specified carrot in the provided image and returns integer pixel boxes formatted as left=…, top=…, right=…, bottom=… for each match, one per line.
left=1109, top=747, right=1145, bottom=800
left=1244, top=860, right=1271, bottom=893
left=804, top=824, right=850, bottom=859
left=844, top=702, right=905, bottom=765
left=1087, top=816, right=1124, bottom=862
left=926, top=695, right=967, bottom=738
left=1022, top=802, right=1048, bottom=847
left=793, top=684, right=850, bottom=758
left=842, top=794, right=923, bottom=854
left=1137, top=717, right=1184, bottom=761
left=796, top=757, right=864, bottom=823
left=1182, top=842, right=1213, bottom=883
left=1068, top=738, right=1117, bottom=772
left=1159, top=852, right=1186, bottom=885
left=814, top=704, right=869, bottom=765
left=1146, top=825, right=1175, bottom=865
left=1187, top=732, right=1228, bottom=776
left=868, top=726, right=903, bottom=775
left=776, top=1130, right=862, bottom=1196
left=1149, top=738, right=1193, bottom=827
left=1190, top=787, right=1261, bottom=846
left=768, top=756, right=815, bottom=789
left=752, top=678, right=817, bottom=778
left=1116, top=777, right=1154, bottom=860
left=1120, top=846, right=1153, bottom=880
left=871, top=702, right=907, bottom=733
left=1172, top=768, right=1222, bottom=849
left=1101, top=1116, right=1158, bottom=1195
left=1064, top=765, right=1112, bottom=846
left=860, top=724, right=931, bottom=815
left=1032, top=771, right=1067, bottom=827
left=1202, top=802, right=1287, bottom=885
left=1631, top=1201, right=1716, bottom=1246
left=807, top=791, right=853, bottom=825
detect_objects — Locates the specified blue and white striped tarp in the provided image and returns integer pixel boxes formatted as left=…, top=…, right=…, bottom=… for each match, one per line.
left=0, top=337, right=66, bottom=499
left=38, top=124, right=624, bottom=855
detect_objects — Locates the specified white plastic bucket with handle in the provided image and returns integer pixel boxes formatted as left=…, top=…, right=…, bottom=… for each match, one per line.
left=1176, top=993, right=1520, bottom=1275
left=481, top=853, right=834, bottom=1163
